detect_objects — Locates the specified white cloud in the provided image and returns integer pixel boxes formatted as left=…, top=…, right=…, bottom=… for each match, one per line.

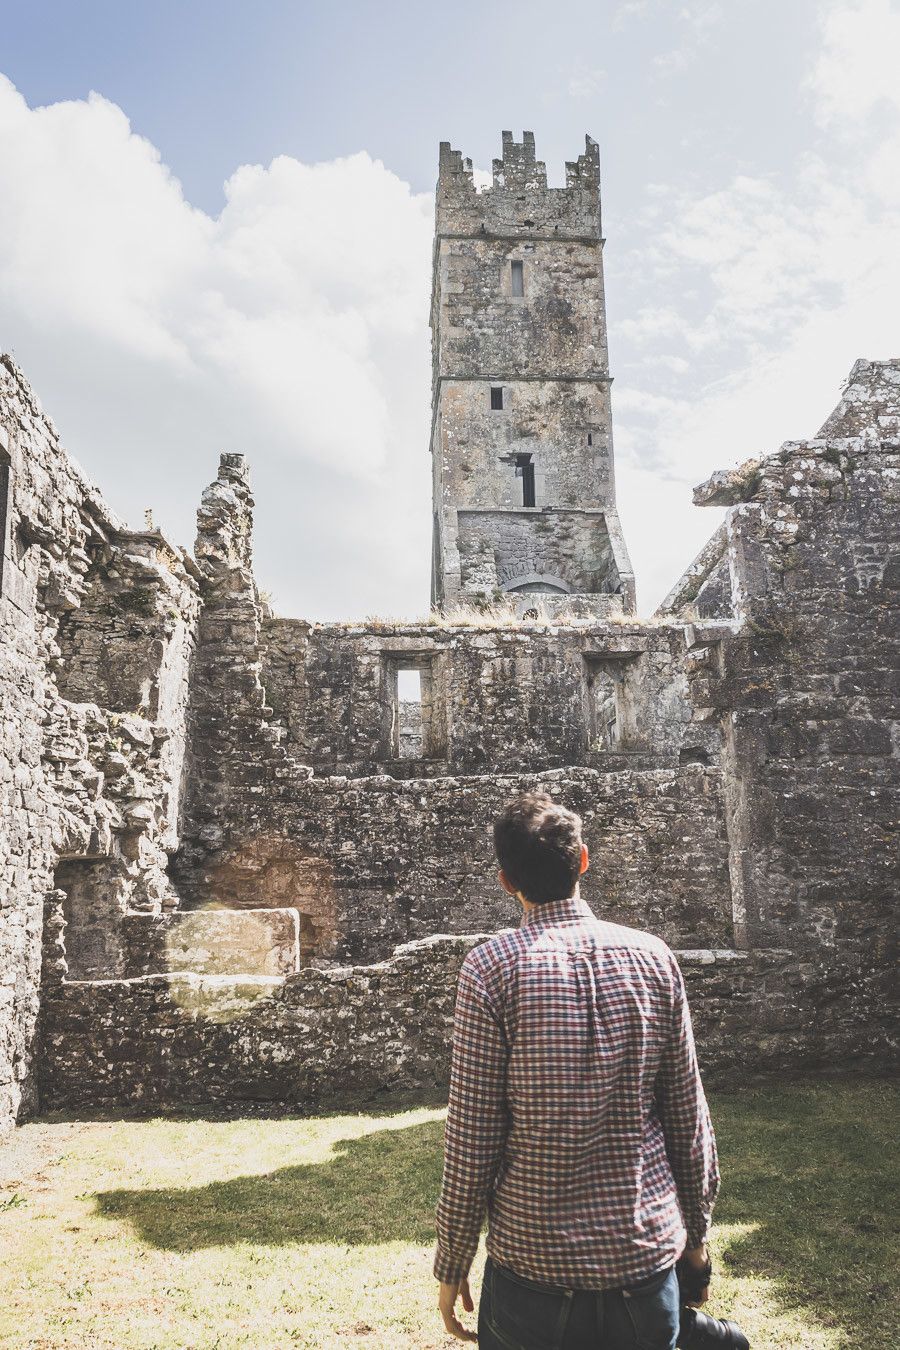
left=607, top=0, right=900, bottom=609
left=806, top=0, right=900, bottom=209
left=0, top=78, right=433, bottom=479
left=617, top=306, right=687, bottom=345
left=678, top=2, right=724, bottom=34
left=0, top=76, right=434, bottom=618
left=808, top=0, right=900, bottom=125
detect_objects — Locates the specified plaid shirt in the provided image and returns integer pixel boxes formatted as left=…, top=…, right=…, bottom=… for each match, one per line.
left=434, top=896, right=719, bottom=1289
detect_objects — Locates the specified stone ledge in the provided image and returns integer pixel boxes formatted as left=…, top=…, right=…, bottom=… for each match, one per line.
left=39, top=938, right=896, bottom=1113
left=57, top=936, right=795, bottom=990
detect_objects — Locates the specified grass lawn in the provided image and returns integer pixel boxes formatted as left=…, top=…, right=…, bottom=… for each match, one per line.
left=0, top=1078, right=896, bottom=1349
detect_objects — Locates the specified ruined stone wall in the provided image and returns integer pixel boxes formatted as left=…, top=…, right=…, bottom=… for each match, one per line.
left=172, top=761, right=733, bottom=962
left=169, top=453, right=298, bottom=914
left=167, top=479, right=732, bottom=958
left=6, top=347, right=898, bottom=1126
left=170, top=586, right=734, bottom=961
left=38, top=932, right=895, bottom=1113
left=668, top=360, right=899, bottom=1049
left=0, top=357, right=199, bottom=1129
left=0, top=362, right=65, bottom=1128
left=119, top=908, right=300, bottom=979
left=260, top=618, right=715, bottom=777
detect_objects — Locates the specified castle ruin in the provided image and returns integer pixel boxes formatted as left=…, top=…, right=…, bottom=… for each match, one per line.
left=0, top=133, right=897, bottom=1128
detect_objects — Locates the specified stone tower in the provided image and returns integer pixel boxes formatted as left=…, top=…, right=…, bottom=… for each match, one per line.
left=430, top=130, right=635, bottom=616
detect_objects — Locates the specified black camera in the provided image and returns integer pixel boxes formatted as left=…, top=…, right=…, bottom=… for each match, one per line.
left=675, top=1255, right=749, bottom=1348
left=678, top=1305, right=750, bottom=1348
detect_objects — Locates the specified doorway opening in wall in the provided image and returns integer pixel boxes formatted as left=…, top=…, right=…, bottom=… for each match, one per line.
left=51, top=858, right=120, bottom=981
left=396, top=667, right=423, bottom=758
left=515, top=453, right=536, bottom=507
left=298, top=912, right=320, bottom=965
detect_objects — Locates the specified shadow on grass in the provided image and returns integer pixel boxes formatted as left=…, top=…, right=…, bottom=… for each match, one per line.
left=712, top=1079, right=897, bottom=1350
left=93, top=1079, right=898, bottom=1348
left=95, top=1117, right=446, bottom=1249
left=41, top=1087, right=449, bottom=1127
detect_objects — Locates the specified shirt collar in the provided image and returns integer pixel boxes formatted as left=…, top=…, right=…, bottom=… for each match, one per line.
left=522, top=895, right=593, bottom=928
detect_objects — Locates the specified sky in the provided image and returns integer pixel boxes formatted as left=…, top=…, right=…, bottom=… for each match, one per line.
left=1, top=0, right=898, bottom=618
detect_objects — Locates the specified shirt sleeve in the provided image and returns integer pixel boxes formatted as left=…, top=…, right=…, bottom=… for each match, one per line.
left=656, top=955, right=720, bottom=1250
left=434, top=958, right=509, bottom=1282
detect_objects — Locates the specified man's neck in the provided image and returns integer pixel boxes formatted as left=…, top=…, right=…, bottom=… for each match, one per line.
left=519, top=885, right=581, bottom=918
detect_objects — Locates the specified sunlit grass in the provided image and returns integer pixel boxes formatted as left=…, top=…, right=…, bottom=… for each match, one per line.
left=0, top=1079, right=896, bottom=1349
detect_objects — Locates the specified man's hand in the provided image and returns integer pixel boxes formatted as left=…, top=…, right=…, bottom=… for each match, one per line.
left=679, top=1244, right=711, bottom=1306
left=438, top=1278, right=477, bottom=1342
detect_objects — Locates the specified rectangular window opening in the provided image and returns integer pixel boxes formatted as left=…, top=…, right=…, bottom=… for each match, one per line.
left=510, top=259, right=524, bottom=298
left=515, top=453, right=536, bottom=508
left=587, top=432, right=593, bottom=447
left=396, top=667, right=423, bottom=759
left=385, top=655, right=446, bottom=762
left=583, top=654, right=641, bottom=754
left=490, top=386, right=504, bottom=411
left=586, top=666, right=620, bottom=751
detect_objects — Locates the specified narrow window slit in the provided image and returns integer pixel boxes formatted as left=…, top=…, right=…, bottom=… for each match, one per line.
left=511, top=260, right=524, bottom=297
left=0, top=449, right=10, bottom=597
left=490, top=386, right=504, bottom=411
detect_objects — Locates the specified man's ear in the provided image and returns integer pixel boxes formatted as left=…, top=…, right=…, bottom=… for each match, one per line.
left=579, top=843, right=589, bottom=876
left=498, top=869, right=518, bottom=896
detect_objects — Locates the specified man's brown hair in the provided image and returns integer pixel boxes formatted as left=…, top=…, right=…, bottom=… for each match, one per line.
left=493, top=792, right=584, bottom=905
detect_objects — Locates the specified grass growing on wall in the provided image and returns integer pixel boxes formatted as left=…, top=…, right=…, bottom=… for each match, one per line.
left=0, top=1079, right=896, bottom=1349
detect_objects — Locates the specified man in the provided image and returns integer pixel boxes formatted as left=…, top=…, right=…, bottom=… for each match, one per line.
left=434, top=792, right=719, bottom=1349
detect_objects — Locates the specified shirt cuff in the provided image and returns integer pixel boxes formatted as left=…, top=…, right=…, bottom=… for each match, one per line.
left=684, top=1216, right=711, bottom=1250
left=433, top=1241, right=471, bottom=1284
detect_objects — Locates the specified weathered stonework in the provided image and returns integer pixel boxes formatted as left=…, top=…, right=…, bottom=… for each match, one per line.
left=38, top=938, right=894, bottom=1113
left=259, top=618, right=713, bottom=777
left=660, top=358, right=899, bottom=996
left=0, top=138, right=897, bottom=1130
left=0, top=355, right=198, bottom=1126
left=431, top=133, right=634, bottom=614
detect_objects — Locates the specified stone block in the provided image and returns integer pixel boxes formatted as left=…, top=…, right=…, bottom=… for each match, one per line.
left=122, top=908, right=301, bottom=978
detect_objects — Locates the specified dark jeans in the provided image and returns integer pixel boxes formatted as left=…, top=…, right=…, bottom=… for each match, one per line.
left=478, top=1257, right=680, bottom=1350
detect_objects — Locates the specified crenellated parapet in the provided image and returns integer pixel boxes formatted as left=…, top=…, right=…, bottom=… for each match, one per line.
left=436, top=131, right=602, bottom=240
